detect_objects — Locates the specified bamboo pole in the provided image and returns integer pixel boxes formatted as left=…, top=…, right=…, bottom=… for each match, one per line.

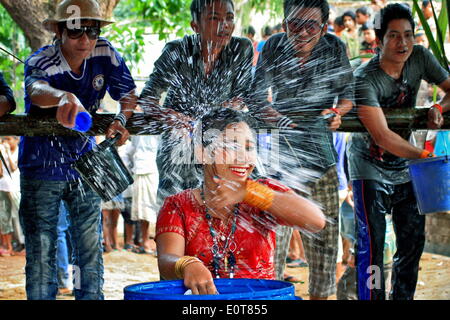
left=0, top=108, right=449, bottom=136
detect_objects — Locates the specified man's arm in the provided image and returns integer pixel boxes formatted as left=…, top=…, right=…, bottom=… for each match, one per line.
left=0, top=96, right=13, bottom=117
left=27, top=80, right=86, bottom=129
left=249, top=37, right=294, bottom=128
left=321, top=37, right=355, bottom=130
left=139, top=41, right=194, bottom=130
left=105, top=89, right=138, bottom=145
left=427, top=78, right=450, bottom=129
left=0, top=73, right=16, bottom=117
left=358, top=105, right=428, bottom=159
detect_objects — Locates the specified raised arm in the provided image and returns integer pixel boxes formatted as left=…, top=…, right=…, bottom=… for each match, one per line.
left=208, top=177, right=326, bottom=233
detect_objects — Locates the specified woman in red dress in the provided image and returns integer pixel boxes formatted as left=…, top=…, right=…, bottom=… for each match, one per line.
left=156, top=108, right=325, bottom=295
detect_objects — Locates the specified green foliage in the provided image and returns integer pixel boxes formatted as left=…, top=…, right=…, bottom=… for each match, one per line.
left=104, top=23, right=146, bottom=74
left=0, top=6, right=31, bottom=113
left=413, top=0, right=449, bottom=72
left=114, top=0, right=192, bottom=41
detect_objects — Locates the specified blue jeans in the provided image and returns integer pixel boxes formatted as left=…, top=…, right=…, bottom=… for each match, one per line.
left=19, top=178, right=104, bottom=300
left=57, top=202, right=70, bottom=289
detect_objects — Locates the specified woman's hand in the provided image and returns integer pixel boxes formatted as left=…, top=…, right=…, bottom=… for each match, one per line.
left=208, top=176, right=247, bottom=210
left=183, top=261, right=218, bottom=295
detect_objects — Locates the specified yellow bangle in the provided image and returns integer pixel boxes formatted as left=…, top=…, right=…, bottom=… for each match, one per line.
left=243, top=180, right=275, bottom=211
left=174, top=256, right=202, bottom=279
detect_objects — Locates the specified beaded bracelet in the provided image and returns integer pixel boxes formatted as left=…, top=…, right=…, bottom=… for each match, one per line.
left=174, top=256, right=202, bottom=279
left=114, top=113, right=127, bottom=127
left=243, top=180, right=275, bottom=211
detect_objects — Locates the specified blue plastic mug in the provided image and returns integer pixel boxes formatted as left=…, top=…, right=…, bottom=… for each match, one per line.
left=72, top=111, right=93, bottom=133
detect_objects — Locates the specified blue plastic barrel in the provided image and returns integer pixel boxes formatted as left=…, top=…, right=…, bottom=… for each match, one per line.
left=408, top=155, right=450, bottom=215
left=124, top=279, right=299, bottom=300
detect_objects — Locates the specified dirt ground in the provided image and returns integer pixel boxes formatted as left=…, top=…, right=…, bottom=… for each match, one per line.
left=1, top=250, right=449, bottom=300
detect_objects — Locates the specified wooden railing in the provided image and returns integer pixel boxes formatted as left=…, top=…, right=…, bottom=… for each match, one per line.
left=0, top=108, right=449, bottom=136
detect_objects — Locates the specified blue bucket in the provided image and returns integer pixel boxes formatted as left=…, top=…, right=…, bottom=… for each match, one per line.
left=408, top=155, right=450, bottom=215
left=124, top=279, right=299, bottom=300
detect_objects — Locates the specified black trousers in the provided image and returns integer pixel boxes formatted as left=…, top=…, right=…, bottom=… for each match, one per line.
left=353, top=179, right=425, bottom=300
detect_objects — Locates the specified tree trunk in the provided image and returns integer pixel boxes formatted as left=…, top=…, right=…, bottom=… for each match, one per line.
left=0, top=0, right=120, bottom=51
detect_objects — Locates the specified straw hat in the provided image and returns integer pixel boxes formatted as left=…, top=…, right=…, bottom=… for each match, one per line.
left=43, top=0, right=114, bottom=33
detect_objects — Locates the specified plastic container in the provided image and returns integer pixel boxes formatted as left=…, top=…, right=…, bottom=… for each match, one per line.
left=72, top=111, right=93, bottom=133
left=73, top=134, right=134, bottom=202
left=408, top=155, right=450, bottom=215
left=124, top=279, right=299, bottom=300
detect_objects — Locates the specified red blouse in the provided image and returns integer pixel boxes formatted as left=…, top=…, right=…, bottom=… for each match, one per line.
left=156, top=179, right=290, bottom=280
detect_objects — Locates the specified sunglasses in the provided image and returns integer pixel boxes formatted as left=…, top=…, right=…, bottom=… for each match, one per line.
left=286, top=19, right=324, bottom=35
left=65, top=26, right=101, bottom=40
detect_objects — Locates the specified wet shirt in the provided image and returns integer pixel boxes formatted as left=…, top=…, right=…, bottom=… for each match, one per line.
left=347, top=45, right=448, bottom=185
left=251, top=33, right=354, bottom=176
left=20, top=38, right=136, bottom=181
left=156, top=179, right=290, bottom=279
left=0, top=72, right=16, bottom=113
left=140, top=34, right=253, bottom=120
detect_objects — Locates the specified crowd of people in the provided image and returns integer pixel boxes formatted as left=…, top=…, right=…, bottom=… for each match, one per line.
left=0, top=0, right=449, bottom=301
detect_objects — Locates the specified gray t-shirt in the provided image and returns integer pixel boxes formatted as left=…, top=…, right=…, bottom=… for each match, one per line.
left=347, top=45, right=448, bottom=184
left=251, top=33, right=354, bottom=177
left=140, top=34, right=253, bottom=119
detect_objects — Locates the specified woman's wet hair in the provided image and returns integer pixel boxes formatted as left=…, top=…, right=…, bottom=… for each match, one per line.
left=198, top=108, right=258, bottom=147
left=190, top=0, right=235, bottom=22
left=374, top=3, right=415, bottom=42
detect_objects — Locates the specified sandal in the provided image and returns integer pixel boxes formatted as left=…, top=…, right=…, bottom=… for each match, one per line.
left=287, top=259, right=308, bottom=268
left=284, top=275, right=304, bottom=284
left=123, top=244, right=136, bottom=252
left=133, top=246, right=157, bottom=256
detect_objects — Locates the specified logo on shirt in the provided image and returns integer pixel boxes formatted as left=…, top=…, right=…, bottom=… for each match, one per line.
left=92, top=74, right=105, bottom=91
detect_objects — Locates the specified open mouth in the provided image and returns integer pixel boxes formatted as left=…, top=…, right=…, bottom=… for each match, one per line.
left=397, top=49, right=408, bottom=54
left=229, top=166, right=250, bottom=177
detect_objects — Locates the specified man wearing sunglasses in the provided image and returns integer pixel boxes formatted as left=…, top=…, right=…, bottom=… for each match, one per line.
left=19, top=0, right=137, bottom=300
left=250, top=0, right=354, bottom=300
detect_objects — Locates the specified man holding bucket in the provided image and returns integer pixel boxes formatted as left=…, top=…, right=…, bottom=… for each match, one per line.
left=347, top=3, right=450, bottom=300
left=19, top=0, right=137, bottom=300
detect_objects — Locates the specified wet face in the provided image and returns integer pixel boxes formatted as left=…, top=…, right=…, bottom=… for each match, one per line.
left=363, top=29, right=376, bottom=43
left=379, top=19, right=414, bottom=64
left=343, top=15, right=355, bottom=30
left=191, top=0, right=235, bottom=49
left=59, top=20, right=99, bottom=61
left=284, top=7, right=326, bottom=58
left=204, top=122, right=257, bottom=182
